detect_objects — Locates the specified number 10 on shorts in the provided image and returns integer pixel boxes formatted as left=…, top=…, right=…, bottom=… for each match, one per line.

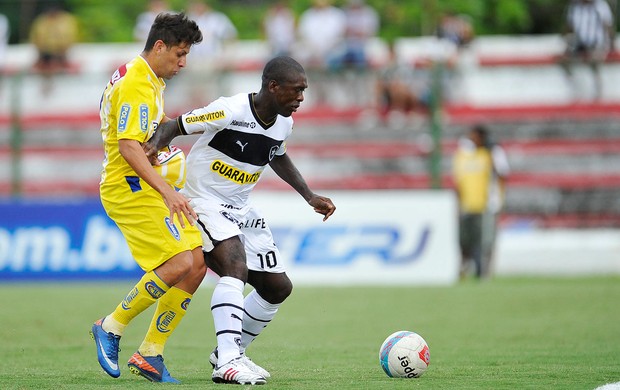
left=257, top=251, right=278, bottom=269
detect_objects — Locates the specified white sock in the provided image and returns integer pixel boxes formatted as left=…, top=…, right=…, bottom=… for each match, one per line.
left=211, top=276, right=245, bottom=366
left=241, top=289, right=280, bottom=353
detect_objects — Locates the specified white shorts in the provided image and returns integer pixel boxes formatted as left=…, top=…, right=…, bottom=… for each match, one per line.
left=191, top=197, right=286, bottom=273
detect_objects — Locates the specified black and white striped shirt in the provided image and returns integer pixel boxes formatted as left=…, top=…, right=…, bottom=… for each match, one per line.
left=566, top=0, right=614, bottom=49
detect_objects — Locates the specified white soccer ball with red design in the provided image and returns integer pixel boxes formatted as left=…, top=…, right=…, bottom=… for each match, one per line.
left=379, top=330, right=430, bottom=378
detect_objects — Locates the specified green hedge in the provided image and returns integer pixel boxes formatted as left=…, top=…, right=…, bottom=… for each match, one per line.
left=3, top=0, right=604, bottom=44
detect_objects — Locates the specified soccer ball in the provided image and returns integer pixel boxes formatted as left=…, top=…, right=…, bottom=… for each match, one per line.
left=379, top=330, right=430, bottom=378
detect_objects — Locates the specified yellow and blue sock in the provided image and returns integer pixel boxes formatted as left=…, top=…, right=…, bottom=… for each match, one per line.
left=102, top=271, right=169, bottom=336
left=139, top=286, right=193, bottom=356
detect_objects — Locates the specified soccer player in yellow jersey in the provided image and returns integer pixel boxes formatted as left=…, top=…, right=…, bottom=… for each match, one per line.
left=89, top=13, right=203, bottom=383
left=452, top=125, right=510, bottom=280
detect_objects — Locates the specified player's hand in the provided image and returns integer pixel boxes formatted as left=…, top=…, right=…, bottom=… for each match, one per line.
left=161, top=188, right=197, bottom=228
left=308, top=194, right=336, bottom=221
left=142, top=141, right=160, bottom=166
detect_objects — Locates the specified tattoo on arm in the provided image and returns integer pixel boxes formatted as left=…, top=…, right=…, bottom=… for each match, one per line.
left=151, top=118, right=182, bottom=149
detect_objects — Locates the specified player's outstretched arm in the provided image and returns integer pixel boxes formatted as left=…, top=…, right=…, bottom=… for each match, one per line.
left=269, top=153, right=336, bottom=221
left=143, top=117, right=184, bottom=162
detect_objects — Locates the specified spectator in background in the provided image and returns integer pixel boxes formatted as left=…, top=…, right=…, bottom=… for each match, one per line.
left=342, top=0, right=379, bottom=69
left=29, top=4, right=79, bottom=96
left=452, top=125, right=510, bottom=280
left=436, top=10, right=475, bottom=104
left=30, top=4, right=78, bottom=73
left=0, top=13, right=8, bottom=68
left=263, top=1, right=296, bottom=57
left=134, top=0, right=172, bottom=42
left=560, top=0, right=615, bottom=101
left=297, top=0, right=346, bottom=105
left=297, top=0, right=346, bottom=70
left=374, top=42, right=429, bottom=125
left=0, top=12, right=7, bottom=98
left=437, top=11, right=474, bottom=50
left=184, top=0, right=238, bottom=106
left=188, top=0, right=237, bottom=61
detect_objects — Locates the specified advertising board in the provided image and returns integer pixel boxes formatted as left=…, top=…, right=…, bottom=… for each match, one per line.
left=0, top=191, right=460, bottom=285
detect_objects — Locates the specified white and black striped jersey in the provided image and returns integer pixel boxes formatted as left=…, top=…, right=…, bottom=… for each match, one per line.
left=566, top=0, right=613, bottom=49
left=178, top=92, right=292, bottom=208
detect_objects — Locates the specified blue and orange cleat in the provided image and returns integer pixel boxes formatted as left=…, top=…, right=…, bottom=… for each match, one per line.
left=90, top=317, right=121, bottom=378
left=128, top=351, right=180, bottom=383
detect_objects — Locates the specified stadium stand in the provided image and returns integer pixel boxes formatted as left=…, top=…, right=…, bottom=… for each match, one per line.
left=2, top=36, right=620, bottom=227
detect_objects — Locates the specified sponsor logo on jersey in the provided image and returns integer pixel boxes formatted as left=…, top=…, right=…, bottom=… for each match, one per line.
left=184, top=110, right=226, bottom=124
left=164, top=216, right=181, bottom=241
left=239, top=218, right=266, bottom=229
left=236, top=140, right=248, bottom=152
left=139, top=104, right=149, bottom=132
left=118, top=104, right=131, bottom=132
left=180, top=298, right=191, bottom=311
left=156, top=310, right=176, bottom=333
left=121, top=287, right=139, bottom=310
left=145, top=280, right=166, bottom=299
left=230, top=119, right=256, bottom=128
left=211, top=160, right=261, bottom=185
left=220, top=210, right=241, bottom=225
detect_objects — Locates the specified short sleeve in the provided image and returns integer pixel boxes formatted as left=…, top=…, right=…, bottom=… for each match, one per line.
left=115, top=80, right=159, bottom=142
left=492, top=145, right=510, bottom=177
left=179, top=98, right=232, bottom=135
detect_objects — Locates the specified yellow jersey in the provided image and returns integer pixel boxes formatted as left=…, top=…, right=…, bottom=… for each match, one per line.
left=452, top=145, right=493, bottom=214
left=97, top=56, right=200, bottom=271
left=100, top=55, right=165, bottom=187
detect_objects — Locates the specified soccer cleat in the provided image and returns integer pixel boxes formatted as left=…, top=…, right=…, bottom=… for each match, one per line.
left=90, top=317, right=121, bottom=378
left=127, top=351, right=180, bottom=384
left=240, top=355, right=271, bottom=379
left=209, top=347, right=271, bottom=379
left=209, top=347, right=218, bottom=368
left=212, top=357, right=266, bottom=385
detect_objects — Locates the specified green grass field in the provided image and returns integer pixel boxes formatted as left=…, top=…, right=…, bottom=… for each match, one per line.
left=0, top=277, right=619, bottom=389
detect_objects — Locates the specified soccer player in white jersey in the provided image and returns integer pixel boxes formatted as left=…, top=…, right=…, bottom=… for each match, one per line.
left=145, top=56, right=336, bottom=385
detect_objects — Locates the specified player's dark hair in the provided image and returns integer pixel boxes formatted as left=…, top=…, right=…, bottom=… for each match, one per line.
left=144, top=12, right=202, bottom=51
left=261, top=56, right=305, bottom=87
left=472, top=124, right=494, bottom=149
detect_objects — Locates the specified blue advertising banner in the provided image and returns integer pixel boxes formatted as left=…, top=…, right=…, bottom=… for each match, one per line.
left=0, top=198, right=140, bottom=281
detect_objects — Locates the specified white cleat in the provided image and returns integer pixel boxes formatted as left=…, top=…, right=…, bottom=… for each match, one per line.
left=212, top=357, right=266, bottom=385
left=208, top=347, right=218, bottom=368
left=239, top=354, right=271, bottom=379
left=209, top=347, right=271, bottom=379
